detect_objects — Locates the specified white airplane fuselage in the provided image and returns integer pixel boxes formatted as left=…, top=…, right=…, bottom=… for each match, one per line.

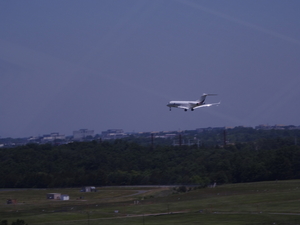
left=167, top=101, right=203, bottom=111
left=167, top=93, right=220, bottom=111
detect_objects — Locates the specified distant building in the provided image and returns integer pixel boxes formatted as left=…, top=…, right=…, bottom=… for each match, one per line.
left=61, top=195, right=69, bottom=201
left=101, top=129, right=127, bottom=139
left=73, top=129, right=94, bottom=140
left=47, top=193, right=61, bottom=200
left=163, top=133, right=177, bottom=138
left=42, top=133, right=65, bottom=143
left=81, top=186, right=96, bottom=192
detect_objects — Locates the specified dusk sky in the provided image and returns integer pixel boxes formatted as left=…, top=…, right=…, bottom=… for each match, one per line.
left=1, top=0, right=300, bottom=138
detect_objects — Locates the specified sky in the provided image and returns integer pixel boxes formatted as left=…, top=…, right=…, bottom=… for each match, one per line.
left=1, top=0, right=300, bottom=138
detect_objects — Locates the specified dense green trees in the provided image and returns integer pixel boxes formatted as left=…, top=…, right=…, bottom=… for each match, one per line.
left=0, top=136, right=300, bottom=188
left=0, top=219, right=27, bottom=225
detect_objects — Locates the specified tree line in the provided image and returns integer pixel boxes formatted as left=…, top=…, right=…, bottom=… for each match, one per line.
left=0, top=219, right=27, bottom=225
left=0, top=136, right=300, bottom=188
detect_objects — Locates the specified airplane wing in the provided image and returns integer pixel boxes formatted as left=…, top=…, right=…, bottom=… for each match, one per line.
left=193, top=102, right=220, bottom=110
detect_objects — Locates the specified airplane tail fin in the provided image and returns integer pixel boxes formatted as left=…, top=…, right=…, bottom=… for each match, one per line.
left=198, top=93, right=218, bottom=103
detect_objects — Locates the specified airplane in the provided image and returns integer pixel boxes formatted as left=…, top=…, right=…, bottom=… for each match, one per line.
left=167, top=93, right=220, bottom=111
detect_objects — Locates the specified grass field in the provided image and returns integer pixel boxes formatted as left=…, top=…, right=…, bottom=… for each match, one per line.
left=1, top=180, right=300, bottom=224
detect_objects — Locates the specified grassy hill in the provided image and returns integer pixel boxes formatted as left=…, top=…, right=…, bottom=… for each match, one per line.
left=1, top=180, right=300, bottom=224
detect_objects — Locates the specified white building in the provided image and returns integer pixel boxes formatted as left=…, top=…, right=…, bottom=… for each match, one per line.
left=61, top=195, right=69, bottom=201
left=101, top=129, right=127, bottom=139
left=73, top=129, right=94, bottom=140
left=43, top=133, right=65, bottom=141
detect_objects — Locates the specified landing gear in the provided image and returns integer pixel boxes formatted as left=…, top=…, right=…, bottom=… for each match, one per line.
left=191, top=108, right=194, bottom=111
left=184, top=109, right=187, bottom=111
left=169, top=107, right=171, bottom=111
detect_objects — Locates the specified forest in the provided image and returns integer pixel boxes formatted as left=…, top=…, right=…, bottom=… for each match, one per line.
left=1, top=128, right=300, bottom=188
